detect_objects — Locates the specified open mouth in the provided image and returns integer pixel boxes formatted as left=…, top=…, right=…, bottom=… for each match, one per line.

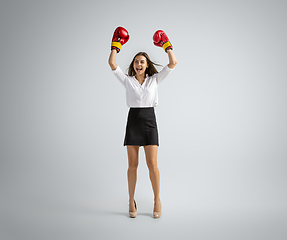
left=136, top=68, right=143, bottom=72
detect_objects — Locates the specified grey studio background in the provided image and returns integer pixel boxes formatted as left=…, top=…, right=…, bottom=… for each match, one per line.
left=0, top=0, right=286, bottom=239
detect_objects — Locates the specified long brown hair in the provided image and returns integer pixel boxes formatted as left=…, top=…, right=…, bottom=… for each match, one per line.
left=128, top=52, right=162, bottom=76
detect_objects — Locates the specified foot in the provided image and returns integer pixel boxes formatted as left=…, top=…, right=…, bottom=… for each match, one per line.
left=129, top=199, right=137, bottom=218
left=153, top=199, right=161, bottom=218
left=129, top=199, right=137, bottom=212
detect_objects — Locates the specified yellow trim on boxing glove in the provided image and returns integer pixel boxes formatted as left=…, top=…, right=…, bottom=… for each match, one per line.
left=111, top=41, right=122, bottom=50
left=162, top=41, right=172, bottom=51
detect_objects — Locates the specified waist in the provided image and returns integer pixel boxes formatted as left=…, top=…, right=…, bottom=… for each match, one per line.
left=129, top=107, right=155, bottom=114
left=130, top=107, right=154, bottom=110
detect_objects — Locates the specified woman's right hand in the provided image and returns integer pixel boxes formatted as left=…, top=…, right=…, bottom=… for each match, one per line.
left=111, top=26, right=130, bottom=53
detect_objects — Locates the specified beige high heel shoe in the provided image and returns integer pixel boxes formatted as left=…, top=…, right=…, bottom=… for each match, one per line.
left=129, top=199, right=137, bottom=218
left=153, top=201, right=161, bottom=219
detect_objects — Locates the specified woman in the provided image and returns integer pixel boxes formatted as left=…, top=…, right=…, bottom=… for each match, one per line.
left=108, top=26, right=177, bottom=218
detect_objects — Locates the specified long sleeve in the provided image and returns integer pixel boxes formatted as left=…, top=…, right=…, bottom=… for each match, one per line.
left=155, top=65, right=173, bottom=84
left=112, top=66, right=127, bottom=87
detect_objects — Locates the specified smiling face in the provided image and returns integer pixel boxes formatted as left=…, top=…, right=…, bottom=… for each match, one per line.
left=133, top=55, right=149, bottom=76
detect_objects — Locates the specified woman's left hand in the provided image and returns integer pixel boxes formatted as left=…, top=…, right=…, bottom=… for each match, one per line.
left=153, top=30, right=173, bottom=52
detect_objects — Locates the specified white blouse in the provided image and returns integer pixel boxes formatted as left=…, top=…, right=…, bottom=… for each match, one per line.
left=112, top=65, right=173, bottom=107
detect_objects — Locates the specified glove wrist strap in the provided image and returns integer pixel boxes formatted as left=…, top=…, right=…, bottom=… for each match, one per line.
left=111, top=42, right=122, bottom=51
left=163, top=41, right=172, bottom=51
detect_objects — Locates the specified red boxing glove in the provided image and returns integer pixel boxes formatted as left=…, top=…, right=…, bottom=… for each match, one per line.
left=153, top=30, right=173, bottom=52
left=111, top=27, right=130, bottom=53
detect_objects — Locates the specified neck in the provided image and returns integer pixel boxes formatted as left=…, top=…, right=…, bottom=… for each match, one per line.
left=135, top=73, right=145, bottom=82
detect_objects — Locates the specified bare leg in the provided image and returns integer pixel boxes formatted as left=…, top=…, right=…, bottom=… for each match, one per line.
left=144, top=145, right=161, bottom=213
left=127, top=145, right=139, bottom=212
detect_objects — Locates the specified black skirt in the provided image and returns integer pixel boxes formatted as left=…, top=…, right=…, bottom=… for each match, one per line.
left=124, top=107, right=159, bottom=146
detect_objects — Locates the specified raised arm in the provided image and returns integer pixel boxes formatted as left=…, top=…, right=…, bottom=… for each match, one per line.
left=166, top=49, right=177, bottom=69
left=108, top=49, right=118, bottom=70
left=108, top=26, right=130, bottom=71
left=153, top=30, right=177, bottom=69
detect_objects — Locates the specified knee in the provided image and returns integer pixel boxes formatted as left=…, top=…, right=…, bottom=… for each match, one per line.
left=147, top=161, right=158, bottom=171
left=128, top=163, right=138, bottom=171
